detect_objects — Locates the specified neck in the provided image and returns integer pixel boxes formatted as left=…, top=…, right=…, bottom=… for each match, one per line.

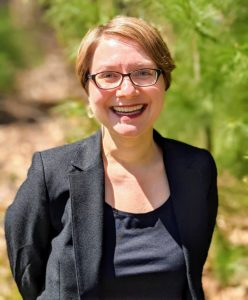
left=102, top=127, right=160, bottom=166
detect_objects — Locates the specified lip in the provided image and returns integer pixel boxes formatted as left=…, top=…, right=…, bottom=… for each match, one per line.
left=111, top=104, right=147, bottom=117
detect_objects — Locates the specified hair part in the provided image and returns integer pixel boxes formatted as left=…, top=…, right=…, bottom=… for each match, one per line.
left=76, top=16, right=175, bottom=92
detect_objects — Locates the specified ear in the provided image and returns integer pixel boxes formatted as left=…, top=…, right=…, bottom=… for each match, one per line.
left=86, top=105, right=94, bottom=118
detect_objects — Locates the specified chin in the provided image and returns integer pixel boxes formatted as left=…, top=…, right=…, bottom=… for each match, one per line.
left=111, top=124, right=148, bottom=138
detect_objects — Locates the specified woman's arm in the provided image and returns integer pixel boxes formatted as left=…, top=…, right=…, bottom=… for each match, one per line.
left=5, top=152, right=52, bottom=300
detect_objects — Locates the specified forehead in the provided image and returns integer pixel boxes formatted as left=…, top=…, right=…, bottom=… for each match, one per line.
left=90, top=36, right=155, bottom=72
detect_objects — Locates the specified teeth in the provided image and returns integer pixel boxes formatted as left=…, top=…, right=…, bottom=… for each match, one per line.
left=112, top=104, right=144, bottom=113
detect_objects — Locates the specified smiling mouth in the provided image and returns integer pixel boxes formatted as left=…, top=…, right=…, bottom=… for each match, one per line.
left=111, top=104, right=146, bottom=116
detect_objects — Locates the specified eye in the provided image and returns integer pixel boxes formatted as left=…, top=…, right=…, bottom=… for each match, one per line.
left=133, top=69, right=154, bottom=77
left=97, top=71, right=119, bottom=79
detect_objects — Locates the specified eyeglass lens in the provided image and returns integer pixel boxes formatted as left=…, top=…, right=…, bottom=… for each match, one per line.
left=94, top=69, right=159, bottom=89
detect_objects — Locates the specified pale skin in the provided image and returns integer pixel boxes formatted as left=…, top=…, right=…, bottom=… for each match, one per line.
left=87, top=35, right=170, bottom=213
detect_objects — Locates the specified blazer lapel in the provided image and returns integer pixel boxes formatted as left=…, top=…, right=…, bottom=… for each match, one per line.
left=154, top=131, right=203, bottom=299
left=163, top=150, right=197, bottom=299
left=69, top=131, right=104, bottom=298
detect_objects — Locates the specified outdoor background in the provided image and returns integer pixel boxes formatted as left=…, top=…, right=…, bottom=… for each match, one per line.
left=0, top=0, right=247, bottom=299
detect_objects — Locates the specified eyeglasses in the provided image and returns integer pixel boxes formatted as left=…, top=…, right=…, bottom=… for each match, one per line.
left=87, top=68, right=163, bottom=90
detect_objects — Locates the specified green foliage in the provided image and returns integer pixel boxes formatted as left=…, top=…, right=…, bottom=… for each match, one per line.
left=0, top=6, right=26, bottom=92
left=52, top=99, right=87, bottom=118
left=147, top=0, right=248, bottom=179
left=0, top=4, right=43, bottom=94
left=38, top=0, right=116, bottom=58
left=212, top=228, right=248, bottom=286
left=51, top=100, right=98, bottom=142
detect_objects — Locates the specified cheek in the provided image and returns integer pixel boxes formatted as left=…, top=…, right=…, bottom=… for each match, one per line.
left=88, top=87, right=111, bottom=109
left=153, top=90, right=165, bottom=113
left=88, top=85, right=101, bottom=105
left=151, top=85, right=165, bottom=103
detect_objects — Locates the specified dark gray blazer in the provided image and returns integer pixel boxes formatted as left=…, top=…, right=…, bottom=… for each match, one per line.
left=5, top=130, right=218, bottom=300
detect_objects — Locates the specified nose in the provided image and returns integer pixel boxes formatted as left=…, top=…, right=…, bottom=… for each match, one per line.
left=116, top=76, right=138, bottom=98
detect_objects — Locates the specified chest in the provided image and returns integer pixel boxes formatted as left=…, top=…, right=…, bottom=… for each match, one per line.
left=104, top=164, right=170, bottom=213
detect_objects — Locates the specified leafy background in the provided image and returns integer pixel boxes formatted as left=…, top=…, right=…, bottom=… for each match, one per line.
left=0, top=0, right=247, bottom=299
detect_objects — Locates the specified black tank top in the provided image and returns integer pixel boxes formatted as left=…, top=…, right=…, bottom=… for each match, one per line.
left=94, top=197, right=187, bottom=299
left=88, top=198, right=186, bottom=300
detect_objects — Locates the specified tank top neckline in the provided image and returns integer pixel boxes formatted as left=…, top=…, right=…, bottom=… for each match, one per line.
left=104, top=196, right=171, bottom=218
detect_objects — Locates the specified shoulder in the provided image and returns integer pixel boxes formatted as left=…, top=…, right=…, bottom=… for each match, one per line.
left=38, top=131, right=99, bottom=164
left=166, top=137, right=214, bottom=160
left=154, top=131, right=217, bottom=174
left=25, top=131, right=101, bottom=180
left=25, top=131, right=101, bottom=199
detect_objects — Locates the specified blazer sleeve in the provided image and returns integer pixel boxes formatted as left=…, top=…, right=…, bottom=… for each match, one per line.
left=5, top=152, right=52, bottom=300
left=207, top=153, right=218, bottom=247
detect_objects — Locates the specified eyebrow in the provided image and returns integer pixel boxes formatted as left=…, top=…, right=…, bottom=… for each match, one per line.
left=93, top=63, right=156, bottom=72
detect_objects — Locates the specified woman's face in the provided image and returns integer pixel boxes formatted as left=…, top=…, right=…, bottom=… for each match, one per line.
left=87, top=36, right=166, bottom=138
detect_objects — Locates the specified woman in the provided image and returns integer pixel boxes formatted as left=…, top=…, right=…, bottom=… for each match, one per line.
left=5, top=16, right=218, bottom=299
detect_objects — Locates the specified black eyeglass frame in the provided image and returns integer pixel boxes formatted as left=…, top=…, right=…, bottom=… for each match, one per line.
left=87, top=68, right=163, bottom=90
